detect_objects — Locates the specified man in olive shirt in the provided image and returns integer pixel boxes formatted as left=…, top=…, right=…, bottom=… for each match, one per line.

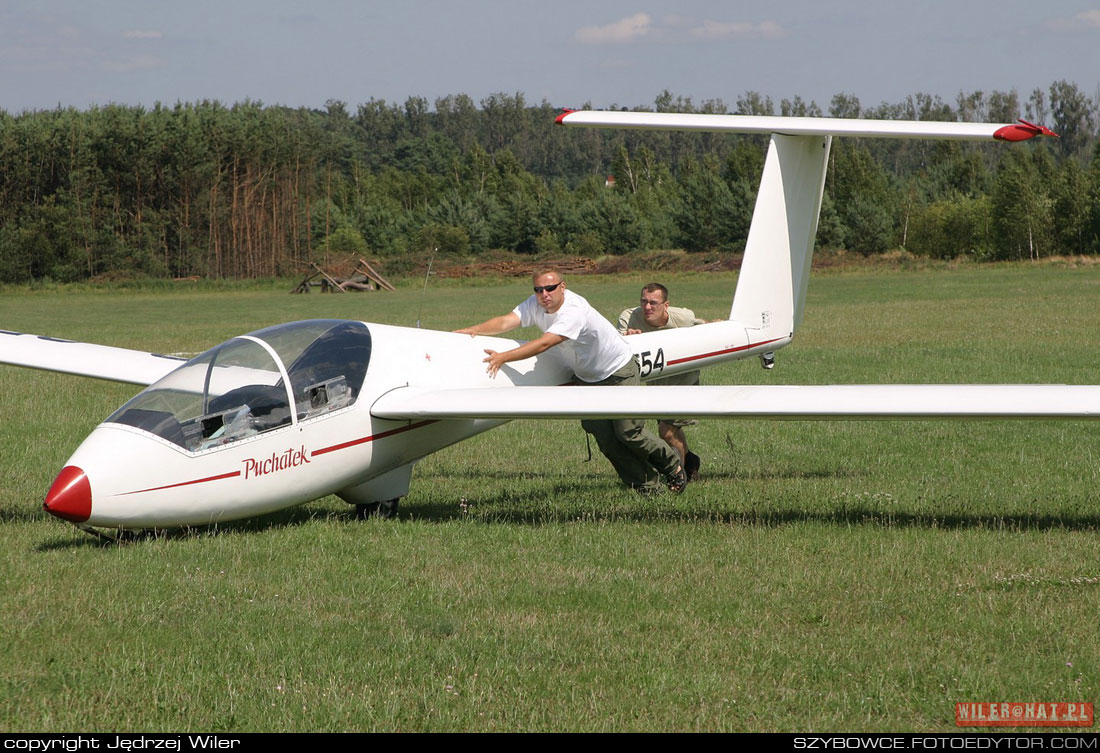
left=618, top=282, right=704, bottom=480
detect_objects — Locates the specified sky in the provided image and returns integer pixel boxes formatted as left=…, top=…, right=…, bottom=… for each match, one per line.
left=2, top=1, right=1098, bottom=117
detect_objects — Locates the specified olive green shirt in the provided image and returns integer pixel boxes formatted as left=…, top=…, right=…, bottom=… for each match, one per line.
left=617, top=306, right=703, bottom=387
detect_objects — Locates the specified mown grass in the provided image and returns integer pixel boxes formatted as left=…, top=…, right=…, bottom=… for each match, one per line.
left=1, top=264, right=1099, bottom=732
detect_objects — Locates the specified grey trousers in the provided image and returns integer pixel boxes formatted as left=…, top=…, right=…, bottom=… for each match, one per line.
left=577, top=358, right=682, bottom=491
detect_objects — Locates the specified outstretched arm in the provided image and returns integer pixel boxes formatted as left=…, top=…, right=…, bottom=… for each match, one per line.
left=454, top=312, right=521, bottom=337
left=483, top=332, right=567, bottom=377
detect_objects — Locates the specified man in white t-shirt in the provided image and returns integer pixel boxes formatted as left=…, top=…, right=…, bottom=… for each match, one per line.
left=455, top=269, right=687, bottom=494
left=618, top=282, right=705, bottom=481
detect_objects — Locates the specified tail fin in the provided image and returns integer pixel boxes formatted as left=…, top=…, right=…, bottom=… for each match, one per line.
left=556, top=110, right=1055, bottom=340
left=729, top=133, right=831, bottom=340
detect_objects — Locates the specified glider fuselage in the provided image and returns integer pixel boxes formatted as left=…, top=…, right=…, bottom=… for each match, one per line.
left=44, top=318, right=779, bottom=530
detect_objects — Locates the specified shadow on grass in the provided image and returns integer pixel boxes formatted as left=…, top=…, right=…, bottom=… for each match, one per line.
left=33, top=504, right=337, bottom=552
left=30, top=484, right=1100, bottom=551
left=688, top=469, right=856, bottom=481
left=416, top=469, right=609, bottom=481
left=458, top=505, right=1100, bottom=532
left=416, top=468, right=855, bottom=484
left=729, top=506, right=1100, bottom=532
left=409, top=488, right=1100, bottom=532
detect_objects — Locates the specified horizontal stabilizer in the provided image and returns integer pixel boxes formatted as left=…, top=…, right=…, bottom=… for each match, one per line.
left=557, top=111, right=1057, bottom=142
left=373, top=384, right=1100, bottom=421
left=0, top=330, right=185, bottom=386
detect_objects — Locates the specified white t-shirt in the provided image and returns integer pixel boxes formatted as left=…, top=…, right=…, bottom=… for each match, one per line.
left=513, top=289, right=632, bottom=382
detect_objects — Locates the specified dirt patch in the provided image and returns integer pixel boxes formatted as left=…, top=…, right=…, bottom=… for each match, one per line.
left=428, top=250, right=746, bottom=279
left=435, top=256, right=600, bottom=279
left=359, top=249, right=1100, bottom=282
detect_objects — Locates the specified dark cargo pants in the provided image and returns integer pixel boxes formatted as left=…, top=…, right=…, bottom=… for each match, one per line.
left=576, top=358, right=682, bottom=493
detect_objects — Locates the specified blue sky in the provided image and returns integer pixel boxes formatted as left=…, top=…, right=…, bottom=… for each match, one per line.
left=2, top=1, right=1097, bottom=116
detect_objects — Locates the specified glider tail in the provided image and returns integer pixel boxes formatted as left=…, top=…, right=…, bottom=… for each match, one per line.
left=556, top=109, right=1055, bottom=346
left=728, top=133, right=832, bottom=342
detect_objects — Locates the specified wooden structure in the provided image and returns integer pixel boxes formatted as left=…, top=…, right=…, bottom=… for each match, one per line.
left=291, top=258, right=396, bottom=294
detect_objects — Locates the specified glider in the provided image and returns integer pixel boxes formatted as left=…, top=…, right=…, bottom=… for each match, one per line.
left=2, top=110, right=1094, bottom=536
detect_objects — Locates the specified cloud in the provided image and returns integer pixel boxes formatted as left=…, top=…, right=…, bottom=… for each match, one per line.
left=1075, top=9, right=1100, bottom=27
left=0, top=17, right=167, bottom=78
left=0, top=21, right=95, bottom=73
left=574, top=13, right=653, bottom=44
left=102, top=54, right=163, bottom=73
left=690, top=19, right=787, bottom=41
left=598, top=58, right=638, bottom=71
left=1045, top=9, right=1100, bottom=30
left=574, top=14, right=787, bottom=45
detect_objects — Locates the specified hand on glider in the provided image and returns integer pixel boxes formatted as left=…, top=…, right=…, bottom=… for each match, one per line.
left=483, top=349, right=507, bottom=377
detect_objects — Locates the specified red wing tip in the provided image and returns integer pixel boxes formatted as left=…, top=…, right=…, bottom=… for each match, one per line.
left=555, top=109, right=577, bottom=125
left=43, top=465, right=92, bottom=523
left=993, top=119, right=1060, bottom=142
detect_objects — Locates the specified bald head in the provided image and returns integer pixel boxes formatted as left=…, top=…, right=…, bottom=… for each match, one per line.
left=532, top=270, right=565, bottom=314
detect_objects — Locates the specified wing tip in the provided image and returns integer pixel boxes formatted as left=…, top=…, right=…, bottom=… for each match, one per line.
left=993, top=119, right=1060, bottom=142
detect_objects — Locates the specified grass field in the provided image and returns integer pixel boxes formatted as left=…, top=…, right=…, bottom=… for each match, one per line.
left=2, top=263, right=1099, bottom=732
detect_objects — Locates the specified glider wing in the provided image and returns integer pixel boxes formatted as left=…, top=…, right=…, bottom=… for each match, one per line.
left=372, top=384, right=1100, bottom=421
left=556, top=110, right=1057, bottom=142
left=0, top=330, right=185, bottom=386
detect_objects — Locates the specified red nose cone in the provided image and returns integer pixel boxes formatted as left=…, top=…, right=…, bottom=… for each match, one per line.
left=43, top=466, right=92, bottom=523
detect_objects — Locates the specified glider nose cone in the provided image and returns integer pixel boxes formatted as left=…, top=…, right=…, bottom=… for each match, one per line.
left=43, top=466, right=92, bottom=523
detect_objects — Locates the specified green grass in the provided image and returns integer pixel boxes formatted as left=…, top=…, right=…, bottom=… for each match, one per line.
left=1, top=264, right=1099, bottom=732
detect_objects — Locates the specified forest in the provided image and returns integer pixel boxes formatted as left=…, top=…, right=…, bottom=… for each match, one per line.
left=1, top=82, right=1098, bottom=282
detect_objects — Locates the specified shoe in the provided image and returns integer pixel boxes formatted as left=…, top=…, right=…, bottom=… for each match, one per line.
left=666, top=466, right=688, bottom=494
left=684, top=451, right=701, bottom=482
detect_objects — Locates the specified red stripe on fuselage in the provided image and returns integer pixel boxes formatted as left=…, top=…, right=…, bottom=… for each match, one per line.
left=114, top=341, right=772, bottom=498
left=667, top=336, right=787, bottom=366
left=122, top=471, right=242, bottom=495
left=117, top=421, right=438, bottom=495
left=310, top=419, right=437, bottom=457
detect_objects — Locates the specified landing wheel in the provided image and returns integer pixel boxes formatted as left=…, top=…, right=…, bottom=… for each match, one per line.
left=77, top=526, right=145, bottom=543
left=355, top=499, right=400, bottom=520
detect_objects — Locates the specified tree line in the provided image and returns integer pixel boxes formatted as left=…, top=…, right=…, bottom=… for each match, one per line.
left=1, top=82, right=1099, bottom=283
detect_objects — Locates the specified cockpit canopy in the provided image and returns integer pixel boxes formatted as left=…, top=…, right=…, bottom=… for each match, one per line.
left=107, top=320, right=371, bottom=452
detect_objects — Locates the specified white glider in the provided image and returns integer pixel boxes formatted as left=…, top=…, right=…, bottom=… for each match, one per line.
left=2, top=109, right=1088, bottom=535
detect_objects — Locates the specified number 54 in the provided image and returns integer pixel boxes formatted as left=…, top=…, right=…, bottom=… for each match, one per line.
left=639, top=348, right=665, bottom=377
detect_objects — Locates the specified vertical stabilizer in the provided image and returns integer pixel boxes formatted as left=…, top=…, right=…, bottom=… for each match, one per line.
left=556, top=109, right=1055, bottom=338
left=730, top=134, right=831, bottom=338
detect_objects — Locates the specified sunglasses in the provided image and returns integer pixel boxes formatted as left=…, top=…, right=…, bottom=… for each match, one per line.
left=533, top=283, right=562, bottom=294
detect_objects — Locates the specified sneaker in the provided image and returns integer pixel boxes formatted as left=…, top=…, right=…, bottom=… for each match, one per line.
left=666, top=466, right=688, bottom=494
left=685, top=451, right=701, bottom=482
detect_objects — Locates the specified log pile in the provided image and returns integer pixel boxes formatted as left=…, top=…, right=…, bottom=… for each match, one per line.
left=435, top=257, right=599, bottom=278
